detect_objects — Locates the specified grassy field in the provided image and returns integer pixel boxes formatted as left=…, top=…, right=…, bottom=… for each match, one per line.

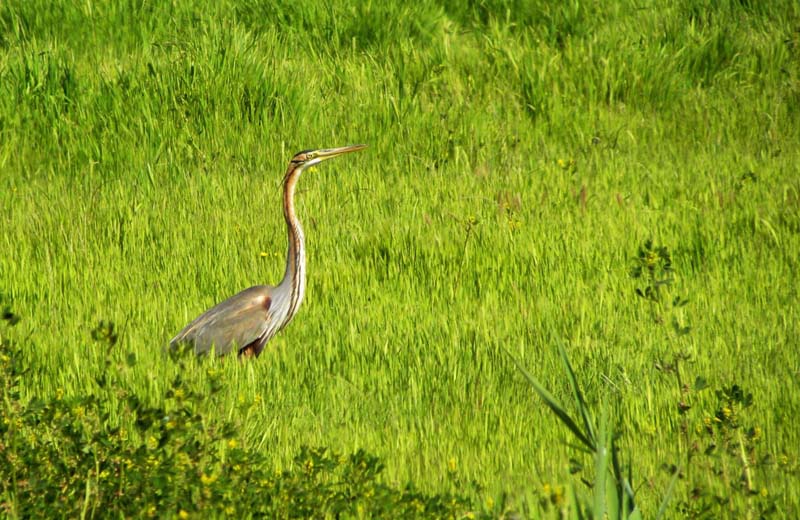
left=1, top=0, right=799, bottom=516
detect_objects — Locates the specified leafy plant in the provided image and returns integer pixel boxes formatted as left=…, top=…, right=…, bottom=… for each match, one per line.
left=630, top=240, right=679, bottom=325
left=675, top=382, right=781, bottom=518
left=505, top=336, right=679, bottom=519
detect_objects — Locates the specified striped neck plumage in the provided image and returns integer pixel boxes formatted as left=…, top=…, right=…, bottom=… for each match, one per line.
left=279, top=163, right=307, bottom=328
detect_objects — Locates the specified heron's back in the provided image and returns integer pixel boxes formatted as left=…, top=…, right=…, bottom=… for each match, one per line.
left=170, top=285, right=281, bottom=356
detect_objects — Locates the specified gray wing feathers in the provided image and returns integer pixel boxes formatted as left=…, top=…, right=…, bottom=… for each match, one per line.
left=170, top=285, right=274, bottom=356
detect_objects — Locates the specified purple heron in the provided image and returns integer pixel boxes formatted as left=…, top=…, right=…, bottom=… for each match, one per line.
left=170, top=144, right=367, bottom=357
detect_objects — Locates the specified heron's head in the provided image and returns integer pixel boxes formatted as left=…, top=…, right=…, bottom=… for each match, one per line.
left=290, top=144, right=368, bottom=170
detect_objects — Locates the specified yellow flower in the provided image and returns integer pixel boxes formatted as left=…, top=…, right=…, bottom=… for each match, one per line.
left=227, top=439, right=238, bottom=449
left=721, top=406, right=732, bottom=419
left=200, top=473, right=217, bottom=486
left=551, top=485, right=565, bottom=506
left=557, top=159, right=566, bottom=168
left=178, top=510, right=189, bottom=519
left=260, top=251, right=269, bottom=257
left=485, top=497, right=495, bottom=509
left=447, top=457, right=457, bottom=472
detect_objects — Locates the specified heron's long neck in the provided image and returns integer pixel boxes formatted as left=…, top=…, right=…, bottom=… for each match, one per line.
left=279, top=166, right=306, bottom=326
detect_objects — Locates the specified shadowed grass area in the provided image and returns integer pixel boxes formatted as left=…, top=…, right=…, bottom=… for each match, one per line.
left=1, top=0, right=799, bottom=516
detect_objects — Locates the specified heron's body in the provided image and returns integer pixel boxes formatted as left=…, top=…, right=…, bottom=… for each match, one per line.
left=170, top=144, right=365, bottom=357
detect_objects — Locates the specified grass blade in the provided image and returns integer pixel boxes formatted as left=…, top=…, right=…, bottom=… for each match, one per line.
left=655, top=465, right=681, bottom=519
left=594, top=408, right=609, bottom=519
left=612, top=431, right=638, bottom=515
left=502, top=346, right=594, bottom=452
left=555, top=334, right=596, bottom=447
left=570, top=485, right=587, bottom=520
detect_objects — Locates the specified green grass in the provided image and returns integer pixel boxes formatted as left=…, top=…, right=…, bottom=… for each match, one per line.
left=1, top=0, right=799, bottom=516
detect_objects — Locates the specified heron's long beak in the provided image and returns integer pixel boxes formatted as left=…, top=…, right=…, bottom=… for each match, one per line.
left=313, top=144, right=368, bottom=163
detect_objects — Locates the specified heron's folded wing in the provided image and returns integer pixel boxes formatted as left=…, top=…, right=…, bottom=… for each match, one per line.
left=170, top=285, right=274, bottom=356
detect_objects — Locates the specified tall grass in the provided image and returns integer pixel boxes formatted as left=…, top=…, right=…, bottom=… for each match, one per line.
left=1, top=0, right=799, bottom=516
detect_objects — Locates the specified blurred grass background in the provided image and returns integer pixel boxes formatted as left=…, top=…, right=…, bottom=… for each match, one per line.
left=1, top=0, right=798, bottom=515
